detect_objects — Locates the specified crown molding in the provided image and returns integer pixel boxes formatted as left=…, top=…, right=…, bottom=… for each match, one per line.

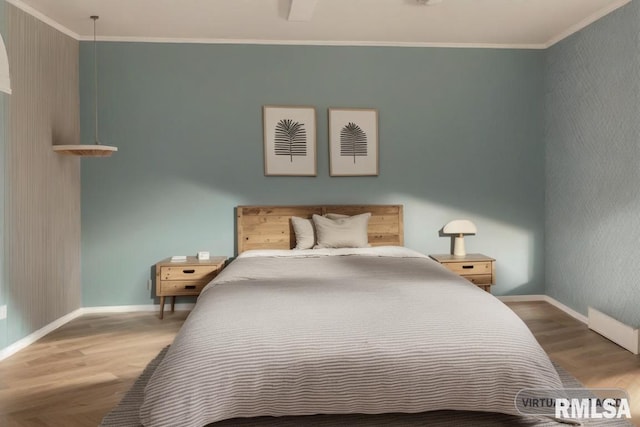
left=5, top=0, right=79, bottom=40
left=5, top=0, right=630, bottom=50
left=544, top=0, right=631, bottom=48
left=78, top=35, right=546, bottom=50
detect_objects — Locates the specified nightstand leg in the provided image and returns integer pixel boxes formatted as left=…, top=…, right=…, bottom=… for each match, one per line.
left=159, top=296, right=165, bottom=320
left=171, top=296, right=176, bottom=313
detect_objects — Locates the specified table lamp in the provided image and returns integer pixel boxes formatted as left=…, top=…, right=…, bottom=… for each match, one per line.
left=443, top=220, right=477, bottom=257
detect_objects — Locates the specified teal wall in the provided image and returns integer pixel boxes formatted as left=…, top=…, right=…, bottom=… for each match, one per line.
left=545, top=1, right=640, bottom=326
left=80, top=43, right=546, bottom=307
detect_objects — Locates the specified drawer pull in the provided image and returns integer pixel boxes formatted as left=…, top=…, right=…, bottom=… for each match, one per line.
left=182, top=269, right=196, bottom=274
left=184, top=285, right=196, bottom=290
left=462, top=265, right=474, bottom=269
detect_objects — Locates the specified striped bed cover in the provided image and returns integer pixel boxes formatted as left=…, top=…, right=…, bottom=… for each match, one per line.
left=140, top=247, right=563, bottom=426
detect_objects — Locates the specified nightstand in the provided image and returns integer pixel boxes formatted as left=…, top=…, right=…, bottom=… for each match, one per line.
left=155, top=256, right=227, bottom=319
left=429, top=253, right=495, bottom=292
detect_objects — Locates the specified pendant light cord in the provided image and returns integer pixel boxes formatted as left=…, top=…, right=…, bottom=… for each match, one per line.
left=91, top=16, right=100, bottom=145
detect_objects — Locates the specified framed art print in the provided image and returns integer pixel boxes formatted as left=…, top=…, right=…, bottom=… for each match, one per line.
left=328, top=108, right=378, bottom=176
left=263, top=105, right=317, bottom=176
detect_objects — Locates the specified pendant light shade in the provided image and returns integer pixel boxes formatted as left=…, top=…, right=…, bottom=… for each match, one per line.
left=53, top=15, right=117, bottom=157
left=0, top=34, right=11, bottom=94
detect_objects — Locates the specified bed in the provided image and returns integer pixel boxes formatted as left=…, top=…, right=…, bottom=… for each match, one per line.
left=139, top=205, right=564, bottom=427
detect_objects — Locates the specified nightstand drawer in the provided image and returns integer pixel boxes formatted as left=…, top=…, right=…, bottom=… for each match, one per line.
left=463, top=274, right=493, bottom=285
left=155, top=256, right=227, bottom=319
left=429, top=254, right=495, bottom=294
left=159, top=280, right=207, bottom=296
left=160, top=265, right=219, bottom=281
left=443, top=261, right=492, bottom=275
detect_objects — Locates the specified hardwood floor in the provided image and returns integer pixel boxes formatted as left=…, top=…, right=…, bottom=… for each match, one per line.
left=0, top=302, right=637, bottom=426
left=509, top=302, right=640, bottom=425
left=0, top=311, right=187, bottom=426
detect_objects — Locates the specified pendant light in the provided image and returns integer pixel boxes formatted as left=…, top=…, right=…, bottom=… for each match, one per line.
left=54, top=16, right=117, bottom=157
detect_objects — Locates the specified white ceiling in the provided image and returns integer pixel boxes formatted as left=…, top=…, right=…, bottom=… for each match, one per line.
left=6, top=0, right=631, bottom=48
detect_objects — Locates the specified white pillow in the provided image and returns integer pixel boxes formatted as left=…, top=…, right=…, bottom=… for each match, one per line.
left=324, top=213, right=349, bottom=220
left=291, top=216, right=316, bottom=250
left=312, top=213, right=371, bottom=249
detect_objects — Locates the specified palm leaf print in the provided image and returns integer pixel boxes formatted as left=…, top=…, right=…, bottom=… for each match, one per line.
left=340, top=122, right=368, bottom=163
left=274, top=119, right=307, bottom=162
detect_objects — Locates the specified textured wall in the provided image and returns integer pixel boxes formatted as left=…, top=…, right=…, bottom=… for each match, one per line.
left=80, top=43, right=546, bottom=306
left=2, top=4, right=81, bottom=349
left=545, top=1, right=640, bottom=326
left=0, top=0, right=6, bottom=349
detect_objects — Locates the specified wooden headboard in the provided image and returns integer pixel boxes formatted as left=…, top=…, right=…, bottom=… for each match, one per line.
left=236, top=205, right=404, bottom=254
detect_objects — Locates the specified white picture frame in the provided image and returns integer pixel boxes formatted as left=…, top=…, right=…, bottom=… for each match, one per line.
left=328, top=108, right=379, bottom=176
left=263, top=105, right=317, bottom=176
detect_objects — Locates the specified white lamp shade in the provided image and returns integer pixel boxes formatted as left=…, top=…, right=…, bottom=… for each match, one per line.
left=0, top=34, right=11, bottom=95
left=442, top=219, right=477, bottom=257
left=443, top=219, right=477, bottom=235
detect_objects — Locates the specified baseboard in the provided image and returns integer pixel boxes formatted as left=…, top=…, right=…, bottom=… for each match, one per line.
left=498, top=295, right=588, bottom=324
left=540, top=295, right=588, bottom=324
left=80, top=303, right=195, bottom=314
left=1, top=296, right=588, bottom=362
left=0, top=303, right=196, bottom=362
left=0, top=308, right=84, bottom=362
left=498, top=295, right=547, bottom=302
left=588, top=307, right=639, bottom=355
